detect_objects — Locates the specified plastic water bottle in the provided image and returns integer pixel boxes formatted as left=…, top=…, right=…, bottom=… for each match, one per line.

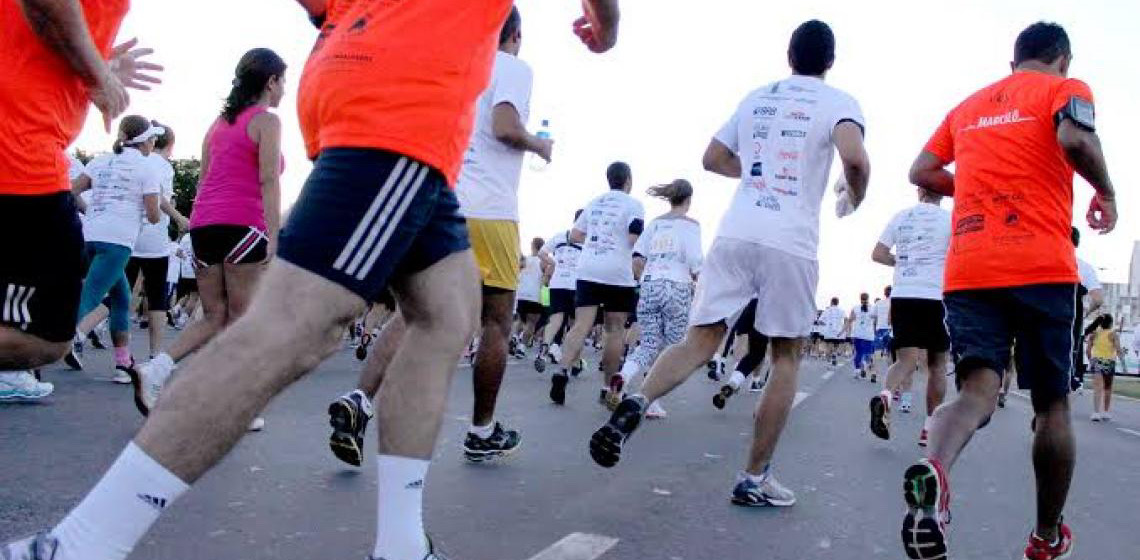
left=529, top=119, right=551, bottom=172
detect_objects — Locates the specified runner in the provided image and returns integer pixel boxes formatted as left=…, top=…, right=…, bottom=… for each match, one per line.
left=900, top=22, right=1116, bottom=560
left=170, top=233, right=199, bottom=330
left=1069, top=228, right=1105, bottom=393
left=549, top=162, right=644, bottom=406
left=819, top=297, right=845, bottom=367
left=844, top=293, right=877, bottom=381
left=712, top=299, right=770, bottom=409
left=0, top=0, right=158, bottom=403
left=534, top=211, right=584, bottom=372
left=4, top=2, right=621, bottom=560
left=70, top=116, right=164, bottom=381
left=872, top=286, right=892, bottom=360
left=589, top=20, right=870, bottom=510
left=132, top=48, right=286, bottom=431
left=612, top=179, right=703, bottom=418
left=513, top=238, right=547, bottom=357
left=1086, top=313, right=1126, bottom=421
left=868, top=187, right=951, bottom=447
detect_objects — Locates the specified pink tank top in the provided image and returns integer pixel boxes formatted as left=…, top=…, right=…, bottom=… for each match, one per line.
left=189, top=106, right=282, bottom=232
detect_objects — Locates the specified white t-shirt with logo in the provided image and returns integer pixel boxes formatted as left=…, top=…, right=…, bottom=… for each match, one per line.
left=878, top=202, right=952, bottom=300
left=455, top=51, right=533, bottom=222
left=541, top=230, right=582, bottom=291
left=574, top=190, right=646, bottom=288
left=1077, top=258, right=1100, bottom=291
left=82, top=148, right=161, bottom=249
left=634, top=215, right=703, bottom=285
left=820, top=305, right=845, bottom=340
left=166, top=241, right=182, bottom=283
left=178, top=235, right=196, bottom=279
left=850, top=305, right=876, bottom=341
left=712, top=75, right=865, bottom=261
left=517, top=254, right=543, bottom=303
left=872, top=298, right=891, bottom=331
left=132, top=154, right=176, bottom=258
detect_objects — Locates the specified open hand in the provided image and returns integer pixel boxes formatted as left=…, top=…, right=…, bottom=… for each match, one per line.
left=109, top=38, right=163, bottom=91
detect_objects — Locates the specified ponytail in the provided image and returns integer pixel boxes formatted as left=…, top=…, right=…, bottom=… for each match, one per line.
left=647, top=179, right=694, bottom=207
left=221, top=48, right=287, bottom=124
left=113, top=114, right=151, bottom=155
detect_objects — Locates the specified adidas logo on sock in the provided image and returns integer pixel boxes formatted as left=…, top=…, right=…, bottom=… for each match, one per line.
left=137, top=493, right=168, bottom=510
left=405, top=479, right=424, bottom=490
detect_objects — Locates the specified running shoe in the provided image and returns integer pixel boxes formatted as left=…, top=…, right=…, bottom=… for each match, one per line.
left=355, top=334, right=372, bottom=361
left=328, top=390, right=373, bottom=467
left=248, top=417, right=266, bottom=432
left=901, top=458, right=951, bottom=560
left=712, top=384, right=735, bottom=410
left=87, top=330, right=107, bottom=350
left=534, top=351, right=547, bottom=373
left=112, top=359, right=136, bottom=385
left=589, top=395, right=646, bottom=468
left=64, top=338, right=83, bottom=371
left=606, top=375, right=624, bottom=410
left=549, top=343, right=562, bottom=364
left=900, top=402, right=912, bottom=414
left=0, top=372, right=53, bottom=401
left=463, top=422, right=521, bottom=463
left=870, top=373, right=878, bottom=383
left=131, top=357, right=175, bottom=416
left=2, top=531, right=58, bottom=560
left=749, top=378, right=765, bottom=393
left=860, top=368, right=867, bottom=379
left=997, top=392, right=1007, bottom=408
left=367, top=535, right=449, bottom=560
left=870, top=393, right=891, bottom=440
left=570, top=358, right=586, bottom=377
left=550, top=372, right=569, bottom=405
left=1023, top=521, right=1073, bottom=560
left=645, top=400, right=667, bottom=419
left=730, top=470, right=796, bottom=507
left=706, top=359, right=719, bottom=381
left=918, top=428, right=929, bottom=448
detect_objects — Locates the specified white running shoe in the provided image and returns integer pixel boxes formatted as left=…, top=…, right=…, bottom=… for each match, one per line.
left=132, top=356, right=175, bottom=416
left=645, top=401, right=667, bottom=419
left=549, top=343, right=563, bottom=364
left=248, top=417, right=266, bottom=431
left=111, top=370, right=133, bottom=385
left=0, top=372, right=54, bottom=401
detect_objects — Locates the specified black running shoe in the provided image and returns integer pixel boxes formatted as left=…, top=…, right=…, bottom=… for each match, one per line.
left=870, top=394, right=891, bottom=440
left=63, top=348, right=83, bottom=371
left=570, top=359, right=585, bottom=377
left=328, top=391, right=372, bottom=467
left=463, top=422, right=521, bottom=463
left=550, top=372, right=569, bottom=405
left=87, top=330, right=107, bottom=350
left=997, top=393, right=1006, bottom=408
left=355, top=334, right=372, bottom=361
left=712, top=385, right=734, bottom=410
left=901, top=458, right=950, bottom=560
left=589, top=396, right=646, bottom=468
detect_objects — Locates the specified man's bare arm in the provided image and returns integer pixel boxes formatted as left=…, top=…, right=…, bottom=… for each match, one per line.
left=909, top=151, right=955, bottom=196
left=833, top=122, right=870, bottom=207
left=1058, top=120, right=1114, bottom=199
left=872, top=243, right=895, bottom=267
left=702, top=139, right=741, bottom=179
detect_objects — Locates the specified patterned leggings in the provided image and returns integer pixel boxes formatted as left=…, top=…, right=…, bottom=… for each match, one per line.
left=626, top=279, right=693, bottom=375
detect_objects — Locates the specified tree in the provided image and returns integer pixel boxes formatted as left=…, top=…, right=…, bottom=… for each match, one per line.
left=170, top=158, right=201, bottom=239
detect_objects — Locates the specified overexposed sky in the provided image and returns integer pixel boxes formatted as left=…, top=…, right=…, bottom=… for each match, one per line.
left=72, top=0, right=1140, bottom=307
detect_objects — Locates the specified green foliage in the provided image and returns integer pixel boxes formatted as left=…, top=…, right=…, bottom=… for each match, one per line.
left=170, top=158, right=201, bottom=239
left=73, top=149, right=94, bottom=165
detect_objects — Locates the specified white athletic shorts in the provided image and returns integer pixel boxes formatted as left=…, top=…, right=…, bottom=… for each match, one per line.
left=689, top=237, right=818, bottom=338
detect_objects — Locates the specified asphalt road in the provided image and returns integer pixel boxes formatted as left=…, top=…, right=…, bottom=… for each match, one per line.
left=4, top=331, right=1140, bottom=560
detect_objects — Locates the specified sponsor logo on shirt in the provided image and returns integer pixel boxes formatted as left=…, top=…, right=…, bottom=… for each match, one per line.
left=777, top=150, right=799, bottom=161
left=774, top=167, right=799, bottom=182
left=784, top=110, right=811, bottom=122
left=753, top=106, right=778, bottom=118
left=955, top=215, right=984, bottom=235
left=780, top=130, right=807, bottom=138
left=963, top=109, right=1035, bottom=131
left=750, top=162, right=763, bottom=177
left=752, top=124, right=770, bottom=140
left=755, top=192, right=781, bottom=211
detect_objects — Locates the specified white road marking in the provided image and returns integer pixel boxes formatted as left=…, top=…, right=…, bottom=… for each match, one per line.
left=792, top=391, right=809, bottom=409
left=1118, top=428, right=1140, bottom=439
left=822, top=370, right=834, bottom=381
left=525, top=533, right=619, bottom=560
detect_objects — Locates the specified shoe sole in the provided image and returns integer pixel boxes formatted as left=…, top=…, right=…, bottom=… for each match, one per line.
left=730, top=495, right=796, bottom=507
left=0, top=392, right=52, bottom=401
left=712, top=386, right=732, bottom=410
left=550, top=374, right=569, bottom=405
left=589, top=424, right=624, bottom=468
left=355, top=345, right=368, bottom=361
left=328, top=400, right=364, bottom=467
left=870, top=396, right=890, bottom=440
left=534, top=356, right=546, bottom=373
left=463, top=440, right=522, bottom=464
left=125, top=366, right=149, bottom=417
left=902, top=462, right=946, bottom=560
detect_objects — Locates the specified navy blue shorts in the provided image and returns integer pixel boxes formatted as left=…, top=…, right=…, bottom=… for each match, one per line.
left=549, top=288, right=576, bottom=315
left=278, top=149, right=470, bottom=303
left=944, top=284, right=1077, bottom=404
left=575, top=280, right=637, bottom=314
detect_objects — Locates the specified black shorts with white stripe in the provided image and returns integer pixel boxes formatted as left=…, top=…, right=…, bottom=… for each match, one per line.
left=277, top=148, right=470, bottom=303
left=0, top=192, right=85, bottom=343
left=191, top=225, right=268, bottom=266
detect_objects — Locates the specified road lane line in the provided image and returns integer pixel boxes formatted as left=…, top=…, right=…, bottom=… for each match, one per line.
left=1118, top=428, right=1140, bottom=439
left=525, top=533, right=619, bottom=560
left=822, top=370, right=834, bottom=381
left=792, top=391, right=809, bottom=409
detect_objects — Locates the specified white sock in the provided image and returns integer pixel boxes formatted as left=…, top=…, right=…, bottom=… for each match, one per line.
left=53, top=443, right=188, bottom=560
left=373, top=455, right=430, bottom=560
left=728, top=370, right=746, bottom=390
left=468, top=422, right=494, bottom=439
left=152, top=352, right=174, bottom=369
left=618, top=359, right=640, bottom=385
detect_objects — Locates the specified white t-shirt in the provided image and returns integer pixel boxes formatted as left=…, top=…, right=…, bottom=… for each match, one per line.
left=712, top=75, right=865, bottom=260
left=541, top=231, right=582, bottom=291
left=82, top=148, right=161, bottom=249
left=517, top=254, right=543, bottom=303
left=872, top=299, right=891, bottom=331
left=820, top=305, right=845, bottom=339
left=455, top=51, right=533, bottom=222
left=67, top=153, right=85, bottom=181
left=574, top=190, right=646, bottom=287
left=850, top=305, right=876, bottom=341
left=1077, top=258, right=1101, bottom=291
left=810, top=318, right=823, bottom=335
left=166, top=241, right=182, bottom=283
left=133, top=154, right=176, bottom=258
left=878, top=202, right=952, bottom=300
left=634, top=215, right=703, bottom=285
left=178, top=235, right=196, bottom=279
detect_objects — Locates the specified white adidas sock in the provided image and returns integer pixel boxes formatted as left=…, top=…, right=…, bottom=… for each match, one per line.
left=373, top=455, right=430, bottom=560
left=53, top=443, right=188, bottom=560
left=728, top=370, right=747, bottom=390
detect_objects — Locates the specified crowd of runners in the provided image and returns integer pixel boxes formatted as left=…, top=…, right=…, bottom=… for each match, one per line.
left=0, top=1, right=1123, bottom=560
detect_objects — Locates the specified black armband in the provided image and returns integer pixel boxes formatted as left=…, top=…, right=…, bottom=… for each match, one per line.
left=628, top=219, right=645, bottom=235
left=1055, top=97, right=1096, bottom=132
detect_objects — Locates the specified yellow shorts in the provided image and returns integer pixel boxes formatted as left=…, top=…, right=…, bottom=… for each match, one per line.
left=468, top=219, right=520, bottom=291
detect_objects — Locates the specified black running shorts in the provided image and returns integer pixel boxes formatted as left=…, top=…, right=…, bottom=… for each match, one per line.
left=890, top=297, right=950, bottom=353
left=191, top=225, right=268, bottom=266
left=575, top=280, right=637, bottom=314
left=277, top=148, right=470, bottom=303
left=126, top=256, right=172, bottom=311
left=549, top=288, right=576, bottom=315
left=516, top=299, right=545, bottom=318
left=0, top=192, right=85, bottom=343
